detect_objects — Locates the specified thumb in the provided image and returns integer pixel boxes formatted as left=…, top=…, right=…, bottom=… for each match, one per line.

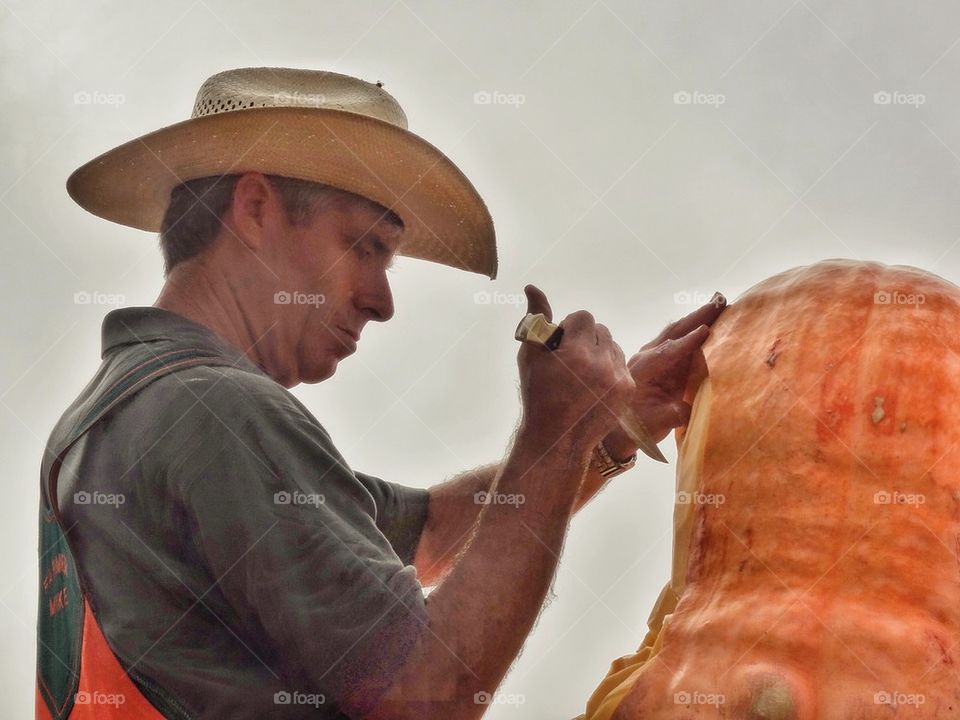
left=524, top=284, right=553, bottom=322
left=671, top=400, right=692, bottom=428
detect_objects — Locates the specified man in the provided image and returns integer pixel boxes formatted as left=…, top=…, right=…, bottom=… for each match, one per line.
left=38, top=67, right=725, bottom=719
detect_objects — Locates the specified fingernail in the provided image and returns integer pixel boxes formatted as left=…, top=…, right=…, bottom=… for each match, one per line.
left=711, top=291, right=726, bottom=307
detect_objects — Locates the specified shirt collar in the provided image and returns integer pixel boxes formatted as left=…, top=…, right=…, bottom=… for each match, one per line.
left=101, top=306, right=264, bottom=376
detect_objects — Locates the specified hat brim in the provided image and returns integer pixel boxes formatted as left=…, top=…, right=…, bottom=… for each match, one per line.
left=66, top=106, right=497, bottom=279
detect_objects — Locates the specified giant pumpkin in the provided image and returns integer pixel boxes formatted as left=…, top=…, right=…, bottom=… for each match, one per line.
left=582, top=259, right=960, bottom=719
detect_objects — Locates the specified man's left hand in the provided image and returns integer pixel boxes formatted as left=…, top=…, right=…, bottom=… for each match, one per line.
left=602, top=292, right=727, bottom=461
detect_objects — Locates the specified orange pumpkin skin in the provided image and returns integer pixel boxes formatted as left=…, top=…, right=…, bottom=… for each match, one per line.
left=584, top=260, right=960, bottom=720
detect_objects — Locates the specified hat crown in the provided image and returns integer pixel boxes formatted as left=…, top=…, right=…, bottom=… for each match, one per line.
left=190, top=67, right=409, bottom=129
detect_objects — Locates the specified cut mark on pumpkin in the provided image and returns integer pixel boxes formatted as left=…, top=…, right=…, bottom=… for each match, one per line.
left=871, top=397, right=885, bottom=424
left=765, top=338, right=781, bottom=368
left=928, top=630, right=954, bottom=665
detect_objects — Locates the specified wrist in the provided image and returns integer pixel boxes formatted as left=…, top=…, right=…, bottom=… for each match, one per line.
left=517, top=416, right=603, bottom=456
left=592, top=438, right=637, bottom=479
left=512, top=423, right=595, bottom=484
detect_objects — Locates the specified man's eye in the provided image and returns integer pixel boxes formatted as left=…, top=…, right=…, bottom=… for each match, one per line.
left=353, top=240, right=371, bottom=257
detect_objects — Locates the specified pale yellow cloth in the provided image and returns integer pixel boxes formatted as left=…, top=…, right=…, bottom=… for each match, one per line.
left=580, top=379, right=713, bottom=719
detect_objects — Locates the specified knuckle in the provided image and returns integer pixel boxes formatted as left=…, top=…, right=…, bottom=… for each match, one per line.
left=568, top=309, right=594, bottom=324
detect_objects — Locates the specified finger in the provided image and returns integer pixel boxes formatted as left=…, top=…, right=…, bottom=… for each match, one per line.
left=611, top=338, right=627, bottom=367
left=596, top=322, right=613, bottom=346
left=660, top=324, right=710, bottom=358
left=524, top=284, right=553, bottom=322
left=595, top=324, right=627, bottom=365
left=645, top=292, right=726, bottom=349
left=559, top=309, right=596, bottom=338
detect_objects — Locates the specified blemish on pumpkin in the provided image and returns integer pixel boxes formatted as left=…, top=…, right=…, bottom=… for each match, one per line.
left=816, top=376, right=854, bottom=442
left=739, top=674, right=797, bottom=720
left=871, top=397, right=885, bottom=424
left=765, top=338, right=781, bottom=368
left=929, top=631, right=954, bottom=665
left=900, top=421, right=907, bottom=433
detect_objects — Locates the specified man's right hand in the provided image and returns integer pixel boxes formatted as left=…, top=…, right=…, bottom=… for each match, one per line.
left=517, top=284, right=636, bottom=455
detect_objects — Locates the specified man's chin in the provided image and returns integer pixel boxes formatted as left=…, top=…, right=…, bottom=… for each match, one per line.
left=299, top=358, right=339, bottom=384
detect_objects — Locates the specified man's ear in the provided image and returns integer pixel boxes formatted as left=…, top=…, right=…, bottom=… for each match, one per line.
left=222, top=172, right=283, bottom=252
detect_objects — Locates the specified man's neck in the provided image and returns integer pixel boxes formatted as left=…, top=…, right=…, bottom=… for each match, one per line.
left=154, top=262, right=272, bottom=375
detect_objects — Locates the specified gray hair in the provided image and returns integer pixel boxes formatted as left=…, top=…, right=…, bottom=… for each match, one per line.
left=158, top=174, right=402, bottom=274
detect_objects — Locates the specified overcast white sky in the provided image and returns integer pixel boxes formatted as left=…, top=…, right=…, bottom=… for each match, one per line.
left=5, top=1, right=960, bottom=717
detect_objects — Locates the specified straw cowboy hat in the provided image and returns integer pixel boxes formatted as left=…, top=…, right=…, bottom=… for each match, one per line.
left=67, top=67, right=498, bottom=279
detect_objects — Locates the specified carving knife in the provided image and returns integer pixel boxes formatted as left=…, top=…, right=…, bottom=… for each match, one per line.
left=514, top=312, right=669, bottom=463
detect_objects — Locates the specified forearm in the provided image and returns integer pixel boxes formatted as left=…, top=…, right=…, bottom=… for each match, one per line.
left=413, top=435, right=634, bottom=585
left=413, top=462, right=500, bottom=586
left=368, top=425, right=593, bottom=719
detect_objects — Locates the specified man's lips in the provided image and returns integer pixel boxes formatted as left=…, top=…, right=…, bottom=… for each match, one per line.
left=336, top=327, right=359, bottom=351
left=337, top=326, right=359, bottom=342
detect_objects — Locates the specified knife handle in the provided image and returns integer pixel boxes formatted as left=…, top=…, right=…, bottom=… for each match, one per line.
left=514, top=313, right=564, bottom=350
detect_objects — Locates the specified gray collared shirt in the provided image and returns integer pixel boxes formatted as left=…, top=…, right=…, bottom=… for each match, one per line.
left=56, top=307, right=430, bottom=718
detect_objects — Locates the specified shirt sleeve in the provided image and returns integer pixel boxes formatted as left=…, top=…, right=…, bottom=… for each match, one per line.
left=177, top=370, right=426, bottom=718
left=352, top=471, right=430, bottom=567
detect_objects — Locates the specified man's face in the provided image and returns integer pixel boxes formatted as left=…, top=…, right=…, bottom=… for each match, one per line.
left=269, top=195, right=401, bottom=384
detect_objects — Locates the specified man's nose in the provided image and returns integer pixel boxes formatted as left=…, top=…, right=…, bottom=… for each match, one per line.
left=359, top=272, right=395, bottom=322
